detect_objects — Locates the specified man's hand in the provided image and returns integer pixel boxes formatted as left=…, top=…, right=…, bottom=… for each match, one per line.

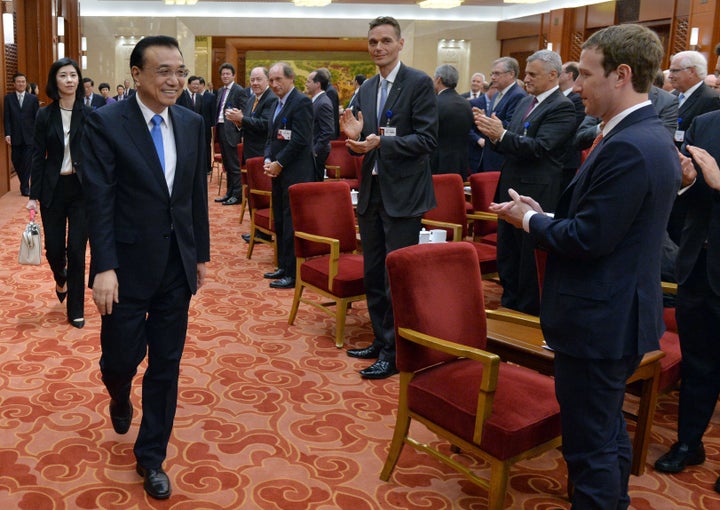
left=5, top=136, right=11, bottom=145
left=678, top=148, right=697, bottom=188
left=225, top=107, right=243, bottom=127
left=92, top=269, right=119, bottom=315
left=263, top=160, right=282, bottom=178
left=687, top=145, right=720, bottom=191
left=346, top=133, right=380, bottom=154
left=197, top=263, right=207, bottom=289
left=474, top=113, right=505, bottom=142
left=489, top=188, right=543, bottom=229
left=340, top=109, right=363, bottom=140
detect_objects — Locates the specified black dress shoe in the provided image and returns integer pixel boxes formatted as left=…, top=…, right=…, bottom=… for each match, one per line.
left=222, top=196, right=240, bottom=205
left=243, top=232, right=271, bottom=244
left=715, top=474, right=720, bottom=494
left=654, top=442, right=705, bottom=473
left=359, top=359, right=398, bottom=379
left=347, top=344, right=381, bottom=359
left=56, top=286, right=68, bottom=303
left=69, top=318, right=85, bottom=329
left=270, top=276, right=295, bottom=289
left=109, top=399, right=133, bottom=434
left=263, top=268, right=286, bottom=279
left=136, top=464, right=171, bottom=500
left=242, top=233, right=251, bottom=243
left=214, top=195, right=231, bottom=203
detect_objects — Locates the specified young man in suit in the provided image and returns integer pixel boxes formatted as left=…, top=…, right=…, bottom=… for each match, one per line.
left=432, top=64, right=474, bottom=180
left=477, top=57, right=526, bottom=172
left=306, top=70, right=335, bottom=181
left=3, top=73, right=39, bottom=196
left=654, top=110, right=720, bottom=494
left=490, top=24, right=681, bottom=508
left=475, top=49, right=577, bottom=315
left=82, top=35, right=210, bottom=501
left=214, top=63, right=248, bottom=206
left=262, top=62, right=315, bottom=289
left=340, top=16, right=437, bottom=379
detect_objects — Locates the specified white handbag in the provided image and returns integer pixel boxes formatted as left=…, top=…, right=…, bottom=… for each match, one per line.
left=18, top=210, right=42, bottom=266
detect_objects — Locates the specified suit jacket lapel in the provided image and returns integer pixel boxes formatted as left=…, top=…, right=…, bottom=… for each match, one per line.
left=273, top=88, right=295, bottom=129
left=169, top=106, right=189, bottom=199
left=381, top=65, right=404, bottom=123
left=124, top=97, right=170, bottom=198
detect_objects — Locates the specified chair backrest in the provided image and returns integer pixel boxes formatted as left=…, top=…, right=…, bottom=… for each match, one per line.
left=387, top=243, right=488, bottom=373
left=424, top=174, right=468, bottom=239
left=327, top=140, right=360, bottom=179
left=236, top=142, right=244, bottom=166
left=469, top=171, right=500, bottom=237
left=246, top=156, right=272, bottom=210
left=289, top=181, right=357, bottom=258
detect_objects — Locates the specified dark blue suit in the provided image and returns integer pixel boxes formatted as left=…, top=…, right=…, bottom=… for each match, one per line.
left=478, top=83, right=526, bottom=172
left=529, top=105, right=681, bottom=508
left=467, top=94, right=488, bottom=173
left=4, top=91, right=39, bottom=195
left=82, top=96, right=210, bottom=469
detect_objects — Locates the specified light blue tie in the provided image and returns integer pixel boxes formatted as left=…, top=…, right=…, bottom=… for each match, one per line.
left=273, top=101, right=283, bottom=123
left=678, top=93, right=685, bottom=107
left=377, top=79, right=388, bottom=120
left=150, top=115, right=165, bottom=173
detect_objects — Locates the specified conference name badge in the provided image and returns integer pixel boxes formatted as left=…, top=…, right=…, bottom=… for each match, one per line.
left=380, top=126, right=396, bottom=137
left=278, top=129, right=292, bottom=140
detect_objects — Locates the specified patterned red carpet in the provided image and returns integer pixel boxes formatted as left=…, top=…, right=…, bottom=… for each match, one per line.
left=1, top=178, right=720, bottom=509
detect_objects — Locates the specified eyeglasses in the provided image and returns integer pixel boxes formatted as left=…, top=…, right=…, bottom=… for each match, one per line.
left=490, top=70, right=510, bottom=77
left=153, top=67, right=190, bottom=79
left=668, top=67, right=695, bottom=74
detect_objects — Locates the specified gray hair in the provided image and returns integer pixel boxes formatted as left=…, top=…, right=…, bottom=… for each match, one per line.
left=492, top=57, right=520, bottom=79
left=672, top=51, right=708, bottom=79
left=527, top=50, right=562, bottom=76
left=434, top=64, right=459, bottom=89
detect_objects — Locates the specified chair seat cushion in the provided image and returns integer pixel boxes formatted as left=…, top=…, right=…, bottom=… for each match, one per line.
left=408, top=358, right=561, bottom=460
left=657, top=331, right=681, bottom=392
left=464, top=241, right=497, bottom=275
left=300, top=253, right=365, bottom=297
left=481, top=233, right=497, bottom=246
left=254, top=208, right=274, bottom=232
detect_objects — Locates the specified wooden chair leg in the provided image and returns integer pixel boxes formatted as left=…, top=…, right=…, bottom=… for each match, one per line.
left=239, top=184, right=248, bottom=223
left=246, top=225, right=256, bottom=260
left=335, top=298, right=349, bottom=348
left=288, top=281, right=304, bottom=326
left=380, top=375, right=412, bottom=481
left=488, top=459, right=511, bottom=510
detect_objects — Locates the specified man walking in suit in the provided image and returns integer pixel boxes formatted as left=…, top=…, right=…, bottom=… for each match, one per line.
left=306, top=70, right=335, bottom=181
left=82, top=78, right=107, bottom=109
left=475, top=49, right=576, bottom=315
left=82, top=35, right=210, bottom=500
left=340, top=16, right=437, bottom=379
left=262, top=62, right=315, bottom=289
left=4, top=73, right=39, bottom=196
left=477, top=57, right=526, bottom=172
left=654, top=111, right=720, bottom=494
left=491, top=24, right=681, bottom=508
left=214, top=63, right=248, bottom=206
left=432, top=64, right=474, bottom=179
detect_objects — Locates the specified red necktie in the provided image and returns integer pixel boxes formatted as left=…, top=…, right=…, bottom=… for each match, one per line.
left=522, top=97, right=538, bottom=120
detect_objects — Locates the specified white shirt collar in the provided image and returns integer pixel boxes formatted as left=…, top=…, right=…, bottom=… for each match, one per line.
left=535, top=85, right=559, bottom=105
left=602, top=100, right=652, bottom=136
left=311, top=90, right=326, bottom=102
left=381, top=60, right=402, bottom=85
left=681, top=80, right=703, bottom=99
left=135, top=94, right=169, bottom=127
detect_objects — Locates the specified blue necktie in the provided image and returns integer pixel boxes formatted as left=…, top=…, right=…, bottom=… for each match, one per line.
left=150, top=115, right=165, bottom=173
left=678, top=93, right=685, bottom=107
left=273, top=101, right=283, bottom=123
left=377, top=79, right=388, bottom=120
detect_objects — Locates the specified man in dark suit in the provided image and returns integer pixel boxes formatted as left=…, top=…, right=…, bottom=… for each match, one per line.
left=475, top=49, right=576, bottom=315
left=476, top=57, right=526, bottom=172
left=3, top=72, right=39, bottom=196
left=654, top=112, right=720, bottom=494
left=199, top=76, right=216, bottom=175
left=460, top=72, right=486, bottom=100
left=491, top=24, right=681, bottom=508
left=467, top=89, right=490, bottom=174
left=213, top=63, right=248, bottom=206
left=82, top=78, right=107, bottom=109
left=345, top=74, right=365, bottom=111
left=432, top=64, right=474, bottom=179
left=558, top=61, right=585, bottom=189
left=306, top=70, right=335, bottom=181
left=340, top=16, right=437, bottom=379
left=82, top=35, right=210, bottom=500
left=176, top=76, right=203, bottom=115
left=318, top=68, right=340, bottom=139
left=263, top=62, right=315, bottom=289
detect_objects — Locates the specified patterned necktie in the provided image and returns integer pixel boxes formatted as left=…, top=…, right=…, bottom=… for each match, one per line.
left=491, top=92, right=503, bottom=112
left=217, top=87, right=229, bottom=122
left=678, top=93, right=686, bottom=107
left=252, top=95, right=260, bottom=112
left=377, top=79, right=389, bottom=120
left=150, top=115, right=165, bottom=173
left=522, top=97, right=538, bottom=120
left=85, top=96, right=91, bottom=107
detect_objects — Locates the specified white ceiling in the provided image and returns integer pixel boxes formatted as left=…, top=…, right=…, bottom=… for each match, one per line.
left=80, top=0, right=609, bottom=22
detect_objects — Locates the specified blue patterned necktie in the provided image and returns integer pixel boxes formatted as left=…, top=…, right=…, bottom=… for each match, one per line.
left=377, top=79, right=388, bottom=119
left=150, top=115, right=165, bottom=173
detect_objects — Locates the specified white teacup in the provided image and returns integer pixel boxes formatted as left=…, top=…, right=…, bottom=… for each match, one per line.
left=418, top=229, right=431, bottom=244
left=350, top=190, right=358, bottom=205
left=429, top=229, right=447, bottom=243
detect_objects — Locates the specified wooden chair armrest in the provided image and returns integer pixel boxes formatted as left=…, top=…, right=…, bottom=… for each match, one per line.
left=467, top=211, right=498, bottom=222
left=485, top=308, right=541, bottom=329
left=421, top=219, right=463, bottom=242
left=398, top=326, right=500, bottom=443
left=294, top=231, right=340, bottom=286
left=326, top=165, right=341, bottom=179
left=661, top=281, right=677, bottom=295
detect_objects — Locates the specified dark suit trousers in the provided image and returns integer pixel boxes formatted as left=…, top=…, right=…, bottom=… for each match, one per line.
left=497, top=220, right=540, bottom=315
left=216, top=123, right=241, bottom=197
left=357, top=176, right=422, bottom=361
left=272, top=180, right=296, bottom=277
left=40, top=174, right=87, bottom=321
left=676, top=249, right=720, bottom=448
left=11, top=144, right=33, bottom=195
left=554, top=352, right=641, bottom=510
left=314, top=149, right=329, bottom=182
left=99, top=237, right=191, bottom=468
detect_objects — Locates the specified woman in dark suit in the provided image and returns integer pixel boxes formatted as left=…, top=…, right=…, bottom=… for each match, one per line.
left=26, top=58, right=91, bottom=328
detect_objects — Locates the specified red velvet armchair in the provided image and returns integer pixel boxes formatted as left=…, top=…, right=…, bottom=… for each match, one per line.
left=383, top=242, right=562, bottom=509
left=288, top=181, right=365, bottom=348
left=245, top=156, right=277, bottom=266
left=468, top=171, right=500, bottom=245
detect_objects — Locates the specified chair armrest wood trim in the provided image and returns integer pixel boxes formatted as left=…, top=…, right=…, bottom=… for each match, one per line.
left=421, top=219, right=463, bottom=242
